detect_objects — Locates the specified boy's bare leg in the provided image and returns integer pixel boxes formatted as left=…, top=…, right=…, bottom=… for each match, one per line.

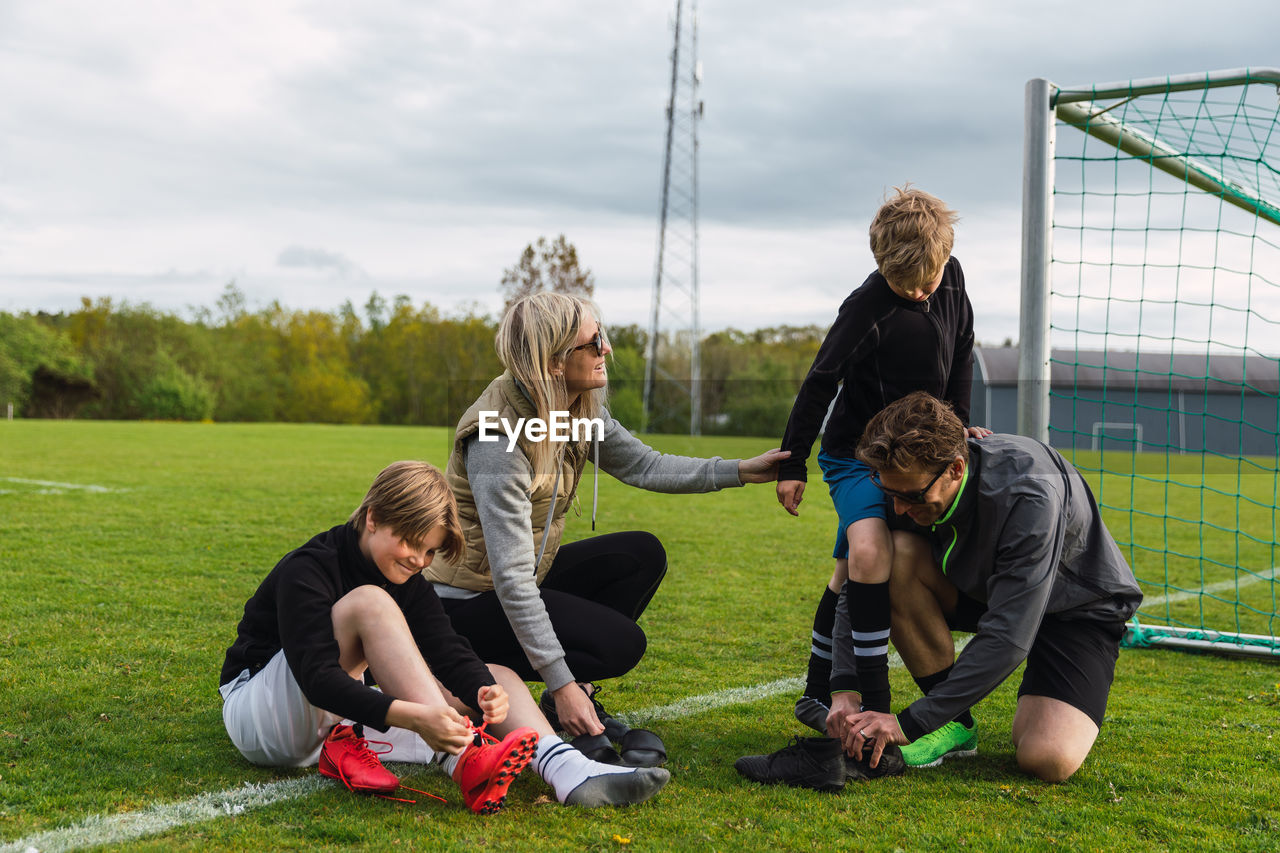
left=331, top=586, right=449, bottom=706
left=1011, top=696, right=1098, bottom=782
left=329, top=586, right=472, bottom=760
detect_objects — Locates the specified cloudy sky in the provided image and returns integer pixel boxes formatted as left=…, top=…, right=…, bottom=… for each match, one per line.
left=2, top=0, right=1278, bottom=345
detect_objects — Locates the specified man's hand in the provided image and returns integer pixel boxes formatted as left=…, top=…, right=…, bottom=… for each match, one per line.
left=738, top=449, right=791, bottom=484
left=966, top=425, right=993, bottom=439
left=776, top=479, right=805, bottom=515
left=476, top=684, right=509, bottom=726
left=551, top=682, right=605, bottom=737
left=842, top=709, right=907, bottom=769
left=824, top=691, right=862, bottom=740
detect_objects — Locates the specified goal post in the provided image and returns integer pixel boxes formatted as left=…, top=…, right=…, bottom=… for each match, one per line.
left=1020, top=68, right=1280, bottom=658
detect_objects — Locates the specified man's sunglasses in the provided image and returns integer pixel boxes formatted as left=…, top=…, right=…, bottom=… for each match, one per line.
left=871, top=463, right=951, bottom=505
left=572, top=328, right=606, bottom=357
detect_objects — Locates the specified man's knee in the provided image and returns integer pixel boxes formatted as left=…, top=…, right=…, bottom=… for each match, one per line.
left=1015, top=737, right=1085, bottom=783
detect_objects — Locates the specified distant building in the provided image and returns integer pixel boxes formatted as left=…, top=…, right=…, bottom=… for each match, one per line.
left=972, top=346, right=1280, bottom=456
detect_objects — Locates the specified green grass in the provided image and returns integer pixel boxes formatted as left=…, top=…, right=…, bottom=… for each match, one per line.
left=0, top=420, right=1278, bottom=852
left=1063, top=450, right=1280, bottom=640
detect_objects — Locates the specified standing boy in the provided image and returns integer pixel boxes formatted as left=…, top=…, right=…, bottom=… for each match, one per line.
left=775, top=186, right=989, bottom=734
left=219, top=461, right=668, bottom=813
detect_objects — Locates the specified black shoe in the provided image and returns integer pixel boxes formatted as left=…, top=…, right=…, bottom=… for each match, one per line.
left=844, top=741, right=906, bottom=781
left=734, top=737, right=846, bottom=792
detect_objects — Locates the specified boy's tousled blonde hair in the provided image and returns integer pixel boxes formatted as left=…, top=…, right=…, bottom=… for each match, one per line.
left=349, top=461, right=465, bottom=562
left=495, top=291, right=607, bottom=491
left=869, top=185, right=959, bottom=290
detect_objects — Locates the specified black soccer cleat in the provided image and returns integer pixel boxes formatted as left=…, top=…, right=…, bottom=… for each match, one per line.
left=844, top=740, right=906, bottom=781
left=734, top=736, right=846, bottom=792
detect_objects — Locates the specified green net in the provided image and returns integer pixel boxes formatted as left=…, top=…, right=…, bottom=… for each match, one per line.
left=1048, top=72, right=1280, bottom=657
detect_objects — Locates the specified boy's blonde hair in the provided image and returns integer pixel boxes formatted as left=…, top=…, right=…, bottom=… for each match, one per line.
left=348, top=461, right=465, bottom=561
left=869, top=185, right=959, bottom=290
left=495, top=291, right=607, bottom=491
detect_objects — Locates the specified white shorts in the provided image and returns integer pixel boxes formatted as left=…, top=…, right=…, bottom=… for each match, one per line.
left=220, top=650, right=436, bottom=767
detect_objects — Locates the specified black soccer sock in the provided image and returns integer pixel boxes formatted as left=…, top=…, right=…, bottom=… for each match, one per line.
left=913, top=664, right=974, bottom=728
left=849, top=581, right=892, bottom=713
left=803, top=587, right=839, bottom=702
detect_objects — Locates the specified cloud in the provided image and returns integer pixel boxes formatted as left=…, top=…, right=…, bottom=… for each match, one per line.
left=276, top=245, right=366, bottom=278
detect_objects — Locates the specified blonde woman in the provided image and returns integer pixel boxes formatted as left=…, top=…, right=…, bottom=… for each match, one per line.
left=426, top=292, right=786, bottom=766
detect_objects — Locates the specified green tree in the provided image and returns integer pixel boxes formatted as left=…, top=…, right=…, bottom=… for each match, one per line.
left=0, top=312, right=93, bottom=417
left=132, top=347, right=215, bottom=420
left=500, top=235, right=595, bottom=309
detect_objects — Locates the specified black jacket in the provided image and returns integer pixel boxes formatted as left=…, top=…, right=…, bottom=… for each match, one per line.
left=778, top=256, right=974, bottom=482
left=220, top=523, right=495, bottom=732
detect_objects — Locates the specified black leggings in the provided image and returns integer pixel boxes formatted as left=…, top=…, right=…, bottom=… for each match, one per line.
left=441, top=531, right=668, bottom=683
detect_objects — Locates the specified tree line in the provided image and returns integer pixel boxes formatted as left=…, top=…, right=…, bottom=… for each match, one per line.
left=1, top=285, right=825, bottom=437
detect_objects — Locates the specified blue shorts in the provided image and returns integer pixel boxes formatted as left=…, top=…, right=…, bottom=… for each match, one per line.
left=817, top=449, right=890, bottom=560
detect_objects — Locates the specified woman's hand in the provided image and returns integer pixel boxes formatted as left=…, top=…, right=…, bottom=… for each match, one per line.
left=476, top=684, right=509, bottom=726
left=739, top=448, right=791, bottom=484
left=552, top=682, right=605, bottom=737
left=966, top=425, right=993, bottom=439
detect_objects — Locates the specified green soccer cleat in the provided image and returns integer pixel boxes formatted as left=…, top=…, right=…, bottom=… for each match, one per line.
left=900, top=721, right=978, bottom=768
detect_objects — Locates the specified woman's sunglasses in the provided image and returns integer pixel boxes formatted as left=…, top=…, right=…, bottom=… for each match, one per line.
left=572, top=328, right=606, bottom=357
left=871, top=463, right=951, bottom=505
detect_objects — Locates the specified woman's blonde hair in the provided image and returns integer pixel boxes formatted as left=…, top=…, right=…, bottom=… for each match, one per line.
left=495, top=291, right=608, bottom=491
left=348, top=461, right=465, bottom=562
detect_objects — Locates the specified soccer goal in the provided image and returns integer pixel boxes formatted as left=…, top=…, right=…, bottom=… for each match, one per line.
left=1019, top=68, right=1280, bottom=658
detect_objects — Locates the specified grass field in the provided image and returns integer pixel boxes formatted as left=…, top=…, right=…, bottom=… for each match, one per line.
left=1, top=420, right=1278, bottom=852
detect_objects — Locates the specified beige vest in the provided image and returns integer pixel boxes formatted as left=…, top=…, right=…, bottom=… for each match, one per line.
left=426, top=372, right=586, bottom=591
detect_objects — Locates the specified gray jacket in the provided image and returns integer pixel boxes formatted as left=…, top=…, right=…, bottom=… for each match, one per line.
left=833, top=434, right=1142, bottom=740
left=437, top=412, right=742, bottom=691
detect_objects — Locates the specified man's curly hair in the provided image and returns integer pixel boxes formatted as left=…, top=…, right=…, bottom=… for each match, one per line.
left=856, top=391, right=968, bottom=473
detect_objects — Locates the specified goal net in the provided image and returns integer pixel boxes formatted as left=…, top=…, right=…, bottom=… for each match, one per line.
left=1020, top=69, right=1280, bottom=657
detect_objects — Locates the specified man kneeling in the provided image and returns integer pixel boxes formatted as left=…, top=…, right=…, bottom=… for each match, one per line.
left=738, top=392, right=1141, bottom=788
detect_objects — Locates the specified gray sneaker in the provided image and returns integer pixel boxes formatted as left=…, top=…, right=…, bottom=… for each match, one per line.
left=734, top=737, right=846, bottom=792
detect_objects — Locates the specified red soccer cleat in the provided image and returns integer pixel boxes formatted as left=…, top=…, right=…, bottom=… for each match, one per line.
left=451, top=724, right=538, bottom=815
left=318, top=724, right=401, bottom=794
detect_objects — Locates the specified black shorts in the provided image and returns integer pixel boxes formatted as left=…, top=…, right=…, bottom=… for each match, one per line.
left=947, top=594, right=1125, bottom=728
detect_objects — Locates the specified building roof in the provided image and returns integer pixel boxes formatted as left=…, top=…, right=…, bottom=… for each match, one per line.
left=974, top=346, right=1280, bottom=395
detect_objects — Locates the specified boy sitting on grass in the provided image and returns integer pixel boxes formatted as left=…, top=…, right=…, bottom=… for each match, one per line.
left=219, top=460, right=668, bottom=813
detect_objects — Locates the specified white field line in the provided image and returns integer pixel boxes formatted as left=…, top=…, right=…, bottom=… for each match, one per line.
left=0, top=778, right=328, bottom=853
left=0, top=477, right=124, bottom=494
left=2, top=643, right=970, bottom=853
left=1140, top=565, right=1279, bottom=608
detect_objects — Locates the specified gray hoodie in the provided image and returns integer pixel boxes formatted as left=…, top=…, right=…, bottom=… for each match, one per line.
left=832, top=433, right=1142, bottom=740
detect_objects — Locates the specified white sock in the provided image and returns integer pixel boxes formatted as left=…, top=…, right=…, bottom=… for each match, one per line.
left=438, top=745, right=467, bottom=778
left=533, top=735, right=635, bottom=803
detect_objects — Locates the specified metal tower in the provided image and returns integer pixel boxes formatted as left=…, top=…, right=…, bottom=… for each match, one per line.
left=642, top=0, right=702, bottom=435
